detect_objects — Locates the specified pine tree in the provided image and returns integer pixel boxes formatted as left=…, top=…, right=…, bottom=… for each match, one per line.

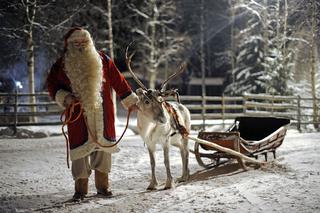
left=225, top=0, right=266, bottom=95
left=225, top=0, right=295, bottom=96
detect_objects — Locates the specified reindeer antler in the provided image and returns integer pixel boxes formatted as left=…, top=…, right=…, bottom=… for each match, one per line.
left=160, top=62, right=187, bottom=92
left=125, top=44, right=148, bottom=91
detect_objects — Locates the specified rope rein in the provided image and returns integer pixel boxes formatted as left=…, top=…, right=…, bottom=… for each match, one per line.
left=60, top=101, right=83, bottom=168
left=84, top=107, right=132, bottom=148
left=60, top=101, right=132, bottom=168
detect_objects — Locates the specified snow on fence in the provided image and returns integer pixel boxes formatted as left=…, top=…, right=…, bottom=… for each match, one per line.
left=0, top=92, right=319, bottom=132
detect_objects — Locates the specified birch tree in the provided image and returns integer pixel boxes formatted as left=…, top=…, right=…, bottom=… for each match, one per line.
left=309, top=0, right=319, bottom=128
left=106, top=0, right=117, bottom=117
left=229, top=0, right=237, bottom=86
left=289, top=0, right=319, bottom=129
left=264, top=0, right=294, bottom=95
left=128, top=0, right=189, bottom=89
left=200, top=0, right=206, bottom=129
left=0, top=0, right=41, bottom=120
left=24, top=0, right=37, bottom=120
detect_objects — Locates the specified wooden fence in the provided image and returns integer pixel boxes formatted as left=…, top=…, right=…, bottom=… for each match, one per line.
left=0, top=92, right=319, bottom=132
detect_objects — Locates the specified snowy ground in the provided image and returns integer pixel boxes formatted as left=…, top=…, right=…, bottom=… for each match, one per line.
left=0, top=125, right=320, bottom=213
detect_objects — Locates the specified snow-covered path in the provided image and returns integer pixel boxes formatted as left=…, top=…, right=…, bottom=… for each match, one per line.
left=0, top=129, right=319, bottom=212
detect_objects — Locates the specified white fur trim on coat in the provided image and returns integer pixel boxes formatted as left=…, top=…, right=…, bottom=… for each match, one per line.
left=70, top=104, right=120, bottom=161
left=70, top=139, right=120, bottom=161
left=55, top=89, right=72, bottom=108
left=121, top=92, right=139, bottom=109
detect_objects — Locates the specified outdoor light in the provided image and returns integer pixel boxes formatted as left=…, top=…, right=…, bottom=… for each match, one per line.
left=15, top=81, right=23, bottom=90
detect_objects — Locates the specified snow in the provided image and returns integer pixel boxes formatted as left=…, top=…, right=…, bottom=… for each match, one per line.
left=0, top=125, right=320, bottom=212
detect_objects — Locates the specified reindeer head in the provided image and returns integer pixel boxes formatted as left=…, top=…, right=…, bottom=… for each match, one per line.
left=135, top=88, right=167, bottom=123
left=125, top=46, right=186, bottom=124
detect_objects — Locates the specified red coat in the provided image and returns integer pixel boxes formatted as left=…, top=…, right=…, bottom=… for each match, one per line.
left=47, top=52, right=137, bottom=160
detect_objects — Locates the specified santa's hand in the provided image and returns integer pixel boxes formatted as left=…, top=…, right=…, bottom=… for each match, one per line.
left=63, top=94, right=77, bottom=108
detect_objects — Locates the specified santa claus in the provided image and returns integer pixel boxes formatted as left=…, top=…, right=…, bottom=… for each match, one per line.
left=47, top=27, right=138, bottom=201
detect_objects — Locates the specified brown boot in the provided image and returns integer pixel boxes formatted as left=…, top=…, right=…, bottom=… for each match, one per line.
left=73, top=178, right=88, bottom=201
left=95, top=170, right=112, bottom=197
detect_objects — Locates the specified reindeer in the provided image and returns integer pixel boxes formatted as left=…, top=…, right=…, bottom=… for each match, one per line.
left=126, top=49, right=191, bottom=190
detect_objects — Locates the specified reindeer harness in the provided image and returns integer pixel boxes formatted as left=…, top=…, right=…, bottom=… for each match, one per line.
left=163, top=101, right=189, bottom=138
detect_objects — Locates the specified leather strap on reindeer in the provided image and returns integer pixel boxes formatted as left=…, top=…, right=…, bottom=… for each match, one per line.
left=163, top=102, right=189, bottom=138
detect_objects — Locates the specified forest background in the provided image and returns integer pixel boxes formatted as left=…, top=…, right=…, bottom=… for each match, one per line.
left=0, top=0, right=319, bottom=99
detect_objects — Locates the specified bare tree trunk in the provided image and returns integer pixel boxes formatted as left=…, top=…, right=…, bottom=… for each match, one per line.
left=276, top=0, right=281, bottom=52
left=26, top=0, right=37, bottom=122
left=310, top=0, right=319, bottom=129
left=162, top=27, right=168, bottom=81
left=107, top=0, right=117, bottom=118
left=263, top=0, right=269, bottom=93
left=282, top=0, right=289, bottom=89
left=283, top=0, right=288, bottom=57
left=229, top=0, right=236, bottom=86
left=200, top=0, right=206, bottom=129
left=107, top=0, right=114, bottom=60
left=149, top=0, right=158, bottom=89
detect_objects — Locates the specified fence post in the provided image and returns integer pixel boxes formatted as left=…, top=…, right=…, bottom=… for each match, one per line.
left=271, top=94, right=274, bottom=115
left=13, top=90, right=18, bottom=134
left=201, top=95, right=206, bottom=130
left=243, top=94, right=247, bottom=115
left=222, top=95, right=225, bottom=129
left=297, top=95, right=301, bottom=132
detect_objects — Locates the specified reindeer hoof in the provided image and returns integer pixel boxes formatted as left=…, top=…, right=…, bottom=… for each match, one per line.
left=147, top=182, right=158, bottom=190
left=176, top=176, right=189, bottom=183
left=163, top=185, right=174, bottom=190
left=164, top=180, right=175, bottom=190
left=147, top=186, right=157, bottom=191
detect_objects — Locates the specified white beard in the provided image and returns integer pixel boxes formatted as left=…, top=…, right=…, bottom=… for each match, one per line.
left=64, top=44, right=103, bottom=113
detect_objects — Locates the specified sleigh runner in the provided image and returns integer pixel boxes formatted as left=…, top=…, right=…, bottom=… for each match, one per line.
left=193, top=116, right=290, bottom=168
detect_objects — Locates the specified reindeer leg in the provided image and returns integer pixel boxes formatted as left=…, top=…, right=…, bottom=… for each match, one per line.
left=177, top=138, right=190, bottom=183
left=163, top=143, right=174, bottom=190
left=147, top=146, right=158, bottom=190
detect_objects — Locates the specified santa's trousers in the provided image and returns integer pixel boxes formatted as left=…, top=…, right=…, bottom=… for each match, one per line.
left=71, top=151, right=111, bottom=180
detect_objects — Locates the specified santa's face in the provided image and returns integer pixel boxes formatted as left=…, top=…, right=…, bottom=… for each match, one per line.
left=67, top=29, right=93, bottom=52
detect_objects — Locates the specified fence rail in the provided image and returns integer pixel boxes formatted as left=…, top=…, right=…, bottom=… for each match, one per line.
left=0, top=92, right=319, bottom=132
